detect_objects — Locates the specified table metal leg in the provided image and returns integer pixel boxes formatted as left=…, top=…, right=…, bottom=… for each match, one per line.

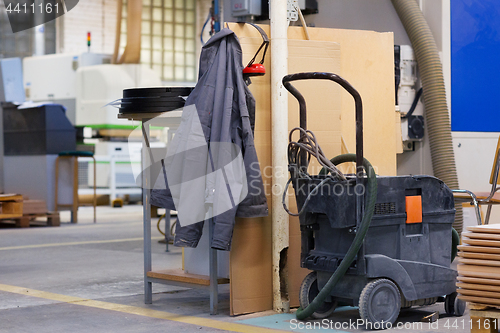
left=142, top=121, right=153, bottom=304
left=209, top=217, right=218, bottom=315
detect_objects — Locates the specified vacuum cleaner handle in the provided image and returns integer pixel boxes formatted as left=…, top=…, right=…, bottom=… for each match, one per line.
left=282, top=72, right=364, bottom=176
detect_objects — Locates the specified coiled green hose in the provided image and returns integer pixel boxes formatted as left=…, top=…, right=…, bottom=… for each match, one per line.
left=296, top=153, right=378, bottom=320
left=451, top=227, right=459, bottom=262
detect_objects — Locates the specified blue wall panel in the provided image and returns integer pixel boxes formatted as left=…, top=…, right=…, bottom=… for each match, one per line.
left=451, top=0, right=500, bottom=132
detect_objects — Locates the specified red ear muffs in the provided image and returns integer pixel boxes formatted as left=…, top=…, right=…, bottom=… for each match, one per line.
left=243, top=63, right=266, bottom=77
left=243, top=23, right=269, bottom=78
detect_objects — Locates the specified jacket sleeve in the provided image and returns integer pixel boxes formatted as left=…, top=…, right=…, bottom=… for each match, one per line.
left=232, top=37, right=268, bottom=219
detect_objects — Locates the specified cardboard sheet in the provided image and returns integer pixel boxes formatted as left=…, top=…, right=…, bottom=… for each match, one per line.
left=458, top=258, right=500, bottom=267
left=463, top=232, right=500, bottom=241
left=286, top=27, right=397, bottom=176
left=458, top=251, right=500, bottom=261
left=458, top=264, right=500, bottom=279
left=462, top=239, right=500, bottom=247
left=459, top=288, right=500, bottom=299
left=468, top=224, right=500, bottom=234
left=458, top=276, right=500, bottom=286
left=457, top=282, right=500, bottom=292
left=458, top=245, right=500, bottom=254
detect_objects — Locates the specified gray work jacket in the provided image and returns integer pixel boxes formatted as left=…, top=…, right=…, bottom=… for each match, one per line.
left=151, top=28, right=268, bottom=249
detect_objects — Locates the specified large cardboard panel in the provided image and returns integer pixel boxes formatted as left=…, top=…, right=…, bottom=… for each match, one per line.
left=234, top=24, right=396, bottom=175
left=229, top=23, right=396, bottom=315
left=286, top=39, right=342, bottom=308
left=286, top=27, right=397, bottom=176
left=232, top=31, right=341, bottom=314
left=230, top=35, right=273, bottom=316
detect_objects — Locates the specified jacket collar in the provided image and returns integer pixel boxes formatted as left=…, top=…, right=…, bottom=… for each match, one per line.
left=202, top=28, right=235, bottom=49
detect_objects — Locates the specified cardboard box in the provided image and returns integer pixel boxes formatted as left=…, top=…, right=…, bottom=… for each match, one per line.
left=22, top=200, right=47, bottom=215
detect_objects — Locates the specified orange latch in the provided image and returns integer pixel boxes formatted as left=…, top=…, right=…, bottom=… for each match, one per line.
left=406, top=195, right=422, bottom=224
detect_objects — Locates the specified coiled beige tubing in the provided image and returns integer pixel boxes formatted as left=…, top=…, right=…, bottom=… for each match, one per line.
left=392, top=0, right=463, bottom=234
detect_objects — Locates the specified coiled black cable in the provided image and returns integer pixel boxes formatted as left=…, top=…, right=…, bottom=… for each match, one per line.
left=287, top=127, right=346, bottom=180
left=283, top=127, right=347, bottom=216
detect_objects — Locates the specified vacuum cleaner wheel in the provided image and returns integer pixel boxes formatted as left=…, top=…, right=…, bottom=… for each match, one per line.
left=445, top=292, right=466, bottom=316
left=299, top=272, right=337, bottom=319
left=359, top=279, right=401, bottom=329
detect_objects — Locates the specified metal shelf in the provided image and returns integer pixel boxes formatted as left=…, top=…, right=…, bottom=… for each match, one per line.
left=121, top=113, right=222, bottom=315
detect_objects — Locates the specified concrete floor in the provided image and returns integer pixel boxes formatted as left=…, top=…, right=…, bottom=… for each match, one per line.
left=0, top=205, right=477, bottom=332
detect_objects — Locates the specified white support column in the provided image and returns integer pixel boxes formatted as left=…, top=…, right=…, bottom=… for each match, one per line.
left=270, top=0, right=290, bottom=313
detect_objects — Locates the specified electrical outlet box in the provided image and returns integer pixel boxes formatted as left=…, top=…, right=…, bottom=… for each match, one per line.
left=298, top=0, right=318, bottom=14
left=231, top=0, right=262, bottom=17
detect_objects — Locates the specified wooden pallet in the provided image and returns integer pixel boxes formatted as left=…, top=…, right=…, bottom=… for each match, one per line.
left=469, top=302, right=500, bottom=311
left=468, top=303, right=500, bottom=333
left=0, top=212, right=60, bottom=228
left=0, top=194, right=23, bottom=219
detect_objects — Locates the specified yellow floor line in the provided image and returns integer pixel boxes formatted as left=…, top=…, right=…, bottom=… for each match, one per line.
left=0, top=237, right=164, bottom=251
left=0, top=284, right=283, bottom=333
left=0, top=221, right=144, bottom=234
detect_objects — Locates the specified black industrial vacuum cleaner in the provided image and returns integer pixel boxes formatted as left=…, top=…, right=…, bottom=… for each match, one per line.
left=282, top=72, right=464, bottom=328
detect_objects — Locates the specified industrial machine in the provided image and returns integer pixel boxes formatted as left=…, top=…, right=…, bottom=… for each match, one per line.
left=22, top=53, right=161, bottom=126
left=230, top=0, right=317, bottom=21
left=22, top=54, right=163, bottom=200
left=0, top=57, right=26, bottom=193
left=282, top=72, right=464, bottom=328
left=23, top=53, right=112, bottom=125
left=76, top=64, right=161, bottom=126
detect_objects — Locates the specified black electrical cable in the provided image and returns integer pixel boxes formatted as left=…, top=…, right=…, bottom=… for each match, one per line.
left=283, top=127, right=347, bottom=216
left=402, top=87, right=423, bottom=118
left=287, top=127, right=346, bottom=180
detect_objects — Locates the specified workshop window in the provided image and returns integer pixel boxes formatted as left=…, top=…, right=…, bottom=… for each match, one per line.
left=121, top=0, right=196, bottom=82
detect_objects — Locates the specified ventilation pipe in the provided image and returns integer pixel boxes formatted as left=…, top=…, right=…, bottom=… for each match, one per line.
left=117, top=0, right=142, bottom=64
left=391, top=0, right=463, bottom=234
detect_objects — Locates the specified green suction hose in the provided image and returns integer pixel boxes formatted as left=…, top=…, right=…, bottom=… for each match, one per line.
left=451, top=227, right=459, bottom=262
left=296, top=153, right=378, bottom=320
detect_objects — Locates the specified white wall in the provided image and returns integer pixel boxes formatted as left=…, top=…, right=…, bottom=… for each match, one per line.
left=56, top=0, right=211, bottom=78
left=56, top=0, right=117, bottom=55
